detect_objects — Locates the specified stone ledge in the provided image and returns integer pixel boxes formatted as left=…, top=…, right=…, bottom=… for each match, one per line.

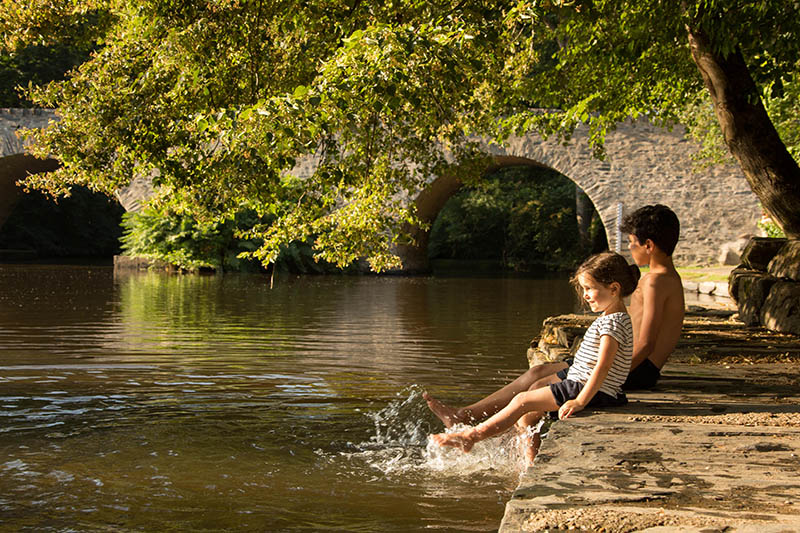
left=501, top=403, right=800, bottom=532
left=683, top=279, right=730, bottom=297
left=502, top=312, right=800, bottom=532
left=113, top=255, right=174, bottom=272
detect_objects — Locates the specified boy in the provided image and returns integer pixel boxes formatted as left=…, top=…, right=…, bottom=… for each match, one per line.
left=620, top=204, right=684, bottom=390
left=424, top=204, right=684, bottom=427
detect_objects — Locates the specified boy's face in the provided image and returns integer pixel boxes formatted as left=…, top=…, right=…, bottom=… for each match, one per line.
left=627, top=234, right=649, bottom=266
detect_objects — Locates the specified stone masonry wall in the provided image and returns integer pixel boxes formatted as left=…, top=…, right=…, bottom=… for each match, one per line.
left=1, top=108, right=57, bottom=156
left=729, top=237, right=800, bottom=335
left=482, top=120, right=761, bottom=266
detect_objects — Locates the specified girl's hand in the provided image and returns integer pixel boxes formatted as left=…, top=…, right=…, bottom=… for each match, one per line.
left=558, top=400, right=584, bottom=420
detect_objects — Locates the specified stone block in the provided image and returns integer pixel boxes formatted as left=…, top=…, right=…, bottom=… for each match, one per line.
left=728, top=267, right=761, bottom=302
left=555, top=325, right=587, bottom=349
left=740, top=237, right=787, bottom=271
left=767, top=239, right=800, bottom=281
left=698, top=281, right=717, bottom=295
left=760, top=281, right=800, bottom=335
left=718, top=236, right=750, bottom=265
left=713, top=281, right=730, bottom=298
left=736, top=273, right=777, bottom=326
left=113, top=254, right=172, bottom=271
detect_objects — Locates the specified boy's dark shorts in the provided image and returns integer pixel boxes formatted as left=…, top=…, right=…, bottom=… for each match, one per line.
left=622, top=359, right=661, bottom=390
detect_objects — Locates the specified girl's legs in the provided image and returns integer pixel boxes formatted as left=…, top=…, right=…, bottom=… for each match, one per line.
left=424, top=361, right=568, bottom=428
left=431, top=383, right=560, bottom=452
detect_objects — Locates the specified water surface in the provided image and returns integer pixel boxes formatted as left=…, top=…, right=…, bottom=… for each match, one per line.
left=0, top=265, right=578, bottom=532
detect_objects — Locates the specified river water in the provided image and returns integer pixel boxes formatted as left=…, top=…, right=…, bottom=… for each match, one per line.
left=0, top=265, right=579, bottom=532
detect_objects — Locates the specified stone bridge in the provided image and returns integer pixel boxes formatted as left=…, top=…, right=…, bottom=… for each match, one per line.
left=2, top=108, right=761, bottom=267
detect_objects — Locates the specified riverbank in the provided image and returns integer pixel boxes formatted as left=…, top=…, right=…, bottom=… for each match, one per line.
left=502, top=307, right=800, bottom=532
left=679, top=265, right=734, bottom=300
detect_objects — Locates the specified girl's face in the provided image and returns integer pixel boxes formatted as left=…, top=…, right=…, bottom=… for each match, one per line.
left=577, top=273, right=619, bottom=314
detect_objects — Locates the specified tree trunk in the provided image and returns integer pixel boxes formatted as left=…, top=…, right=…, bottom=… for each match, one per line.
left=687, top=28, right=800, bottom=238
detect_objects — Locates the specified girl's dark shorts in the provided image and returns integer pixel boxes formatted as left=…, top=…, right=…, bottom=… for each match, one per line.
left=549, top=378, right=627, bottom=408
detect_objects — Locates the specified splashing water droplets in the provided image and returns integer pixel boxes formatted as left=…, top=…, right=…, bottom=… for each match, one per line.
left=355, top=386, right=526, bottom=479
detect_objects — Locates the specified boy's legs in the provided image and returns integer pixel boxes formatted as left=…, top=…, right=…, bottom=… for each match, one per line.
left=515, top=372, right=564, bottom=464
left=424, top=361, right=568, bottom=427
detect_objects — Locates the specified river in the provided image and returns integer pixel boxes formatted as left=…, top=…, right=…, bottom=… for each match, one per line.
left=0, top=264, right=579, bottom=532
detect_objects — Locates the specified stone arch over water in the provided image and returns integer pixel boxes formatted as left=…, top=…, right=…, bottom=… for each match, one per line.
left=400, top=120, right=762, bottom=271
left=398, top=156, right=609, bottom=272
left=0, top=109, right=60, bottom=230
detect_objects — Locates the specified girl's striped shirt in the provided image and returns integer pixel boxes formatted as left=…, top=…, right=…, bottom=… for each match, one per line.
left=566, top=311, right=633, bottom=397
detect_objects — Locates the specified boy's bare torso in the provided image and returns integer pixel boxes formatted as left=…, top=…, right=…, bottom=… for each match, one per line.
left=628, top=269, right=685, bottom=369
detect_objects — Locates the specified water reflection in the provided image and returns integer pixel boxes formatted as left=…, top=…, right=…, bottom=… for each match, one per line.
left=0, top=265, right=579, bottom=532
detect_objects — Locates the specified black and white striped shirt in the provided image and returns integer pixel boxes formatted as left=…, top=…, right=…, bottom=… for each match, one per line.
left=566, top=312, right=633, bottom=397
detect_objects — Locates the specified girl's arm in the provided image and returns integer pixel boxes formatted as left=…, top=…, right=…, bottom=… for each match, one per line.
left=558, top=334, right=618, bottom=419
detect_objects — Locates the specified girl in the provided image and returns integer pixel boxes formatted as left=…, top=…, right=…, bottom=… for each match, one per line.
left=430, top=252, right=639, bottom=454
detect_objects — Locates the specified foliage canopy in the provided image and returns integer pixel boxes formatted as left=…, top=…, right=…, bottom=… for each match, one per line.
left=4, top=0, right=800, bottom=268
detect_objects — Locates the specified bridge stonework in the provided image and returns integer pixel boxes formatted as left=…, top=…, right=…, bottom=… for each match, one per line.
left=477, top=120, right=761, bottom=266
left=2, top=109, right=760, bottom=267
left=1, top=109, right=60, bottom=229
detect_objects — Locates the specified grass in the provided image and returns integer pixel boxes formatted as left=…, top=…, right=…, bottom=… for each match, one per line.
left=637, top=265, right=733, bottom=283
left=675, top=266, right=733, bottom=283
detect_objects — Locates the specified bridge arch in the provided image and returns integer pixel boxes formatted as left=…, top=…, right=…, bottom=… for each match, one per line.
left=0, top=153, right=60, bottom=230
left=1, top=109, right=61, bottom=230
left=399, top=156, right=611, bottom=272
left=399, top=120, right=761, bottom=271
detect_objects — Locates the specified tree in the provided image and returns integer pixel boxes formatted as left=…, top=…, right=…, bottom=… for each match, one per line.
left=0, top=0, right=113, bottom=105
left=3, top=0, right=799, bottom=271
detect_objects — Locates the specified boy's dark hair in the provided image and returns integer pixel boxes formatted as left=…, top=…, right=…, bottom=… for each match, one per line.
left=571, top=251, right=641, bottom=299
left=620, top=204, right=680, bottom=256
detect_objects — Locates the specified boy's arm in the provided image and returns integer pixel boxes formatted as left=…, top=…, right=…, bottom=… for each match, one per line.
left=559, top=335, right=617, bottom=419
left=632, top=275, right=666, bottom=368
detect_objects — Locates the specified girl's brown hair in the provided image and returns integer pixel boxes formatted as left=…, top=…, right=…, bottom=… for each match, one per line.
left=570, top=252, right=641, bottom=298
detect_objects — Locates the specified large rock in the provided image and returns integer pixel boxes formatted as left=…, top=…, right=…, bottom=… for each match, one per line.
left=728, top=267, right=762, bottom=303
left=760, top=282, right=800, bottom=335
left=717, top=236, right=750, bottom=265
left=734, top=272, right=777, bottom=326
left=740, top=237, right=787, bottom=271
left=767, top=239, right=800, bottom=281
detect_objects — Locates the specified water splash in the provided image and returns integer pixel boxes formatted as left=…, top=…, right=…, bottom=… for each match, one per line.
left=355, top=385, right=527, bottom=479
left=365, top=385, right=433, bottom=448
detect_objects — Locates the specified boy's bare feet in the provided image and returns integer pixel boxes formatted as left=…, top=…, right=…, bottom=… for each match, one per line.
left=423, top=392, right=465, bottom=428
left=516, top=427, right=542, bottom=467
left=431, top=431, right=475, bottom=452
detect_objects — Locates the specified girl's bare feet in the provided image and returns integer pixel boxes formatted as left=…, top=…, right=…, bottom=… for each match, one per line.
left=423, top=392, right=465, bottom=428
left=431, top=431, right=475, bottom=452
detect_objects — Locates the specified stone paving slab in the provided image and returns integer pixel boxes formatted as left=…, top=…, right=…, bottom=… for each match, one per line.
left=502, top=311, right=800, bottom=532
left=502, top=411, right=800, bottom=531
